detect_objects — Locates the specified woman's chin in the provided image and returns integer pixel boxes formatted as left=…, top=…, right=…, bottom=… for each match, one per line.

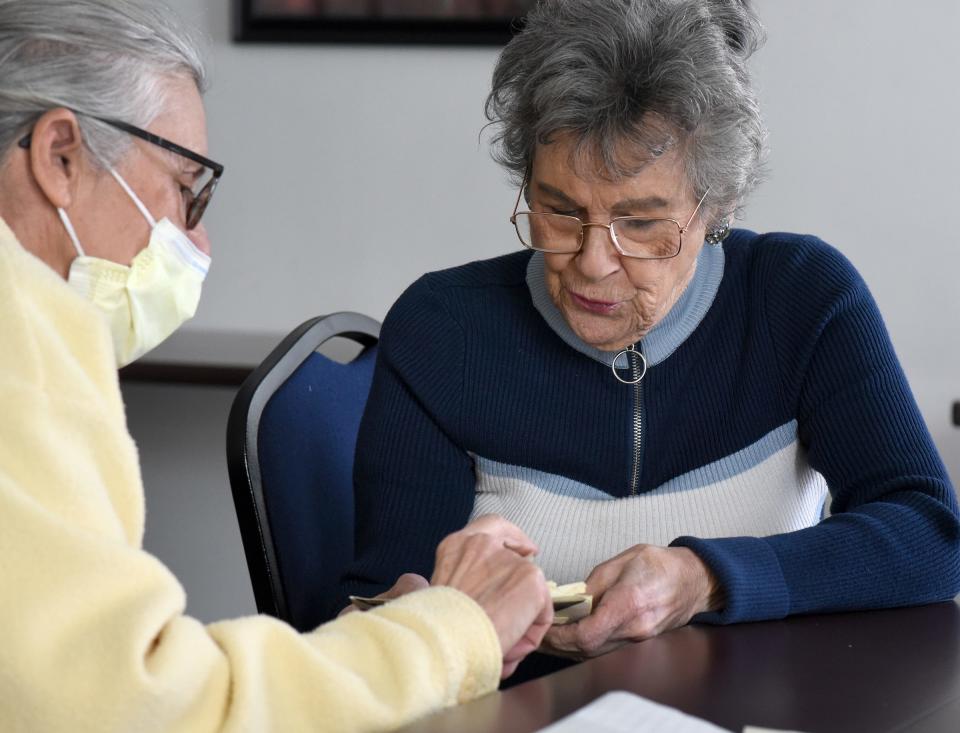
left=563, top=311, right=632, bottom=352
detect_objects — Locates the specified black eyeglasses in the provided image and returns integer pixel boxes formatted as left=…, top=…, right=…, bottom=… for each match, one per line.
left=18, top=115, right=224, bottom=231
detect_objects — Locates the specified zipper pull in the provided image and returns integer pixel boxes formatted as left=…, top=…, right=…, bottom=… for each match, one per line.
left=612, top=343, right=647, bottom=385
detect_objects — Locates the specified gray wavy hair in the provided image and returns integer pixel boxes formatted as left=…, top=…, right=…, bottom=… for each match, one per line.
left=486, top=0, right=767, bottom=226
left=0, top=0, right=206, bottom=168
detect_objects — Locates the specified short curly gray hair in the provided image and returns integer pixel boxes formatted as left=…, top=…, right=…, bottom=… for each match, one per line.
left=485, top=0, right=767, bottom=226
left=0, top=0, right=206, bottom=168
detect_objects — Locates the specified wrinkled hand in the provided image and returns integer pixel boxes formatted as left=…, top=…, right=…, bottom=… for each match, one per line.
left=432, top=515, right=553, bottom=678
left=337, top=572, right=429, bottom=617
left=542, top=545, right=721, bottom=659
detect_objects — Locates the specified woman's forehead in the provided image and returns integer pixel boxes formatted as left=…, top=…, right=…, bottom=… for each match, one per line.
left=148, top=77, right=209, bottom=158
left=532, top=140, right=691, bottom=204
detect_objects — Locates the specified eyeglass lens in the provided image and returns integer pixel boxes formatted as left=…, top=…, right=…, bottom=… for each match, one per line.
left=513, top=213, right=681, bottom=258
left=184, top=172, right=219, bottom=230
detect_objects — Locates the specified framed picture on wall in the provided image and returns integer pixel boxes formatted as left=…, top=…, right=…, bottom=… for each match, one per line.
left=233, top=0, right=536, bottom=45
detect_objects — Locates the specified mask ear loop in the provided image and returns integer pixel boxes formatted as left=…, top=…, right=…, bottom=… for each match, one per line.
left=109, top=165, right=211, bottom=277
left=57, top=208, right=86, bottom=257
left=56, top=154, right=156, bottom=257
left=108, top=168, right=157, bottom=229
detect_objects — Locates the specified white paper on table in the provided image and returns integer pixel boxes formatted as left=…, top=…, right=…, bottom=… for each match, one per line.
left=534, top=690, right=733, bottom=733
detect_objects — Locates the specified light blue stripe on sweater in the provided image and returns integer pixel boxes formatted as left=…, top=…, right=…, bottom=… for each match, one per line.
left=474, top=419, right=799, bottom=499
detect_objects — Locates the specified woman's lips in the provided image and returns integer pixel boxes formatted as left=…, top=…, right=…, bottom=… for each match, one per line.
left=569, top=291, right=623, bottom=315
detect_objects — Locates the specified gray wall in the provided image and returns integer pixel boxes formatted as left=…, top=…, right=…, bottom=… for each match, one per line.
left=134, top=0, right=960, bottom=623
left=125, top=382, right=256, bottom=620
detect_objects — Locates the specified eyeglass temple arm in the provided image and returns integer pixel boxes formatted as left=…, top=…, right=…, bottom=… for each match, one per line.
left=17, top=118, right=224, bottom=177
left=681, top=187, right=711, bottom=233
left=510, top=181, right=527, bottom=221
left=102, top=118, right=224, bottom=176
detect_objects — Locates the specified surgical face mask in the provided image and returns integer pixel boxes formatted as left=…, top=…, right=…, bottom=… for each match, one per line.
left=61, top=168, right=211, bottom=367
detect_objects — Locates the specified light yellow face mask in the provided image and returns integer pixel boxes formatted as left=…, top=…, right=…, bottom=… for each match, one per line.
left=61, top=168, right=211, bottom=368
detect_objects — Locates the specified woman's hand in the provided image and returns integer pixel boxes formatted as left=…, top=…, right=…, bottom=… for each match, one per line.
left=339, top=516, right=552, bottom=677
left=432, top=515, right=553, bottom=678
left=337, top=572, right=430, bottom=617
left=541, top=544, right=722, bottom=659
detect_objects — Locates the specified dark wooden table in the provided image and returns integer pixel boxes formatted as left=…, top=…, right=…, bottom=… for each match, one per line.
left=397, top=601, right=960, bottom=733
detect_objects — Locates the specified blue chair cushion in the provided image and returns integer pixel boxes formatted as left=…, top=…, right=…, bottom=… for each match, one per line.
left=257, top=345, right=377, bottom=630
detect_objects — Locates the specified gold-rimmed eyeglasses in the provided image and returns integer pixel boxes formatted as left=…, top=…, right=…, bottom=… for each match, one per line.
left=509, top=185, right=710, bottom=260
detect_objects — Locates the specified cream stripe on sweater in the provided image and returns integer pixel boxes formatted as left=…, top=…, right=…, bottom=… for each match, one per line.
left=470, top=422, right=827, bottom=584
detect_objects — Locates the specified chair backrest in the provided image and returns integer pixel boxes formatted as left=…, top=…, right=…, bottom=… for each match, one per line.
left=226, top=312, right=380, bottom=630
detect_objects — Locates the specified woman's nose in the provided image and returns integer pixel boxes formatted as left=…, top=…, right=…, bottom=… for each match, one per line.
left=575, top=224, right=620, bottom=281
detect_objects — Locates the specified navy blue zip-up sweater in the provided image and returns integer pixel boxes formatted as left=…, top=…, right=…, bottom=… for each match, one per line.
left=339, top=229, right=960, bottom=625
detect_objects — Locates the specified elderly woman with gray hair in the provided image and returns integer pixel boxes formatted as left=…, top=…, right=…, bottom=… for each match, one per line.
left=0, top=0, right=557, bottom=730
left=342, top=0, right=960, bottom=678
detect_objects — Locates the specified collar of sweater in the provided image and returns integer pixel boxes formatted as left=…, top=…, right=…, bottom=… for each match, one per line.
left=525, top=240, right=725, bottom=368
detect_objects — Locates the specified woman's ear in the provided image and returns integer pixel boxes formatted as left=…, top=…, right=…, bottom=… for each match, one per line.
left=26, top=108, right=87, bottom=210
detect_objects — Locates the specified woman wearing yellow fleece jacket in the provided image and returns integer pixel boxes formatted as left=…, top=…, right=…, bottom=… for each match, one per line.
left=0, top=1, right=553, bottom=731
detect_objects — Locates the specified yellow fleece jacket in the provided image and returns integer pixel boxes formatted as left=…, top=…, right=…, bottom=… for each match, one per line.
left=0, top=216, right=501, bottom=733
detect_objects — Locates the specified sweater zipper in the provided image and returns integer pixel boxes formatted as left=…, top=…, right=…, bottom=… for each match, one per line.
left=630, top=344, right=643, bottom=496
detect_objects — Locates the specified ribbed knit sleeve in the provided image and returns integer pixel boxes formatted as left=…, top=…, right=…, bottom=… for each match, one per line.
left=673, top=237, right=960, bottom=623
left=338, top=275, right=477, bottom=612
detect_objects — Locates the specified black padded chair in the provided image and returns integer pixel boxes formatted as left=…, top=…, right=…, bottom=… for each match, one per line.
left=226, top=312, right=380, bottom=631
